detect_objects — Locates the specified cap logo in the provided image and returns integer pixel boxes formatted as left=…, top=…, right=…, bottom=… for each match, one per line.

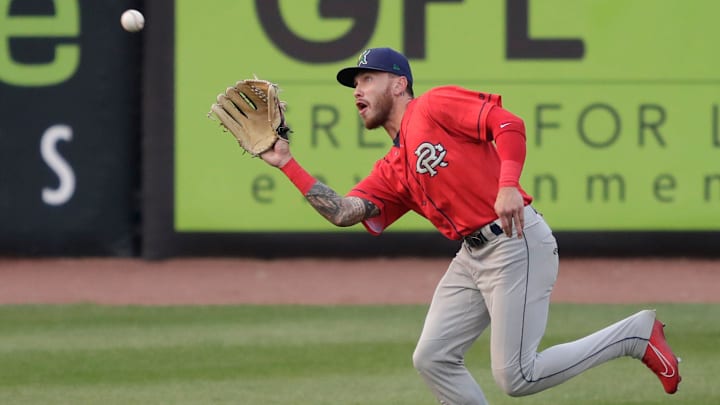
left=358, top=49, right=371, bottom=66
left=392, top=63, right=400, bottom=71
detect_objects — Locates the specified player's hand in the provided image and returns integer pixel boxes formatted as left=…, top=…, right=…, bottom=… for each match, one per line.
left=260, top=137, right=291, bottom=168
left=494, top=187, right=525, bottom=239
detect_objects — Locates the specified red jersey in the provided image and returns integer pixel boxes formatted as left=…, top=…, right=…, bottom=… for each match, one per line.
left=347, top=86, right=533, bottom=240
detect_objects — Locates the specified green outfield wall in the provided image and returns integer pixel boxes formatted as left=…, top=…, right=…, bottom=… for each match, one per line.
left=138, top=0, right=720, bottom=257
left=173, top=0, right=719, bottom=234
left=1, top=0, right=717, bottom=257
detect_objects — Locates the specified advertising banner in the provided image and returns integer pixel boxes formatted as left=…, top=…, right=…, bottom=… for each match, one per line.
left=0, top=0, right=142, bottom=255
left=174, top=0, right=719, bottom=233
left=143, top=0, right=719, bottom=257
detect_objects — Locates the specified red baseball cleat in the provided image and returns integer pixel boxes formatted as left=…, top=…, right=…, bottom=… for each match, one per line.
left=642, top=320, right=681, bottom=394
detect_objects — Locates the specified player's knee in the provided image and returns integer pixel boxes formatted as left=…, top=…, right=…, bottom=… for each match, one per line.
left=492, top=367, right=528, bottom=397
left=412, top=345, right=434, bottom=374
left=412, top=342, right=446, bottom=375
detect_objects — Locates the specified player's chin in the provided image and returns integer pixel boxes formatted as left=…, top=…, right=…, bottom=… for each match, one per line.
left=361, top=113, right=382, bottom=130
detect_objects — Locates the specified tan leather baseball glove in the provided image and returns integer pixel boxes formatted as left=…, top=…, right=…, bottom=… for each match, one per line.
left=209, top=79, right=290, bottom=156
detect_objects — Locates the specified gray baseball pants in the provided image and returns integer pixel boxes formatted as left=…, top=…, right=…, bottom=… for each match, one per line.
left=412, top=206, right=655, bottom=404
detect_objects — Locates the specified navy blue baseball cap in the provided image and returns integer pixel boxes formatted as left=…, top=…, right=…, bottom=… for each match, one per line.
left=336, top=47, right=413, bottom=89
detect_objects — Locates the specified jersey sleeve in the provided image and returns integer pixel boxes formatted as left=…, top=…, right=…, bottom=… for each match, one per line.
left=419, top=86, right=503, bottom=142
left=346, top=159, right=410, bottom=236
left=486, top=104, right=527, bottom=187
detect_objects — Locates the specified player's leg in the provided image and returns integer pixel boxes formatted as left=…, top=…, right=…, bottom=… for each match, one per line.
left=485, top=209, right=655, bottom=396
left=412, top=254, right=491, bottom=405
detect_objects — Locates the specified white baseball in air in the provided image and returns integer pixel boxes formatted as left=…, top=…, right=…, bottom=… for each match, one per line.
left=120, top=9, right=145, bottom=32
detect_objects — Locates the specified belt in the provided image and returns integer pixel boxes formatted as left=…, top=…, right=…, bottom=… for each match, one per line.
left=463, top=221, right=504, bottom=248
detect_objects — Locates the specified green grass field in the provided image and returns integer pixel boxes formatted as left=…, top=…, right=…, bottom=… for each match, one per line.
left=0, top=303, right=716, bottom=404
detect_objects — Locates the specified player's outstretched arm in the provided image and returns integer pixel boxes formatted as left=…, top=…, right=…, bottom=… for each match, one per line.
left=306, top=184, right=379, bottom=227
left=260, top=140, right=379, bottom=227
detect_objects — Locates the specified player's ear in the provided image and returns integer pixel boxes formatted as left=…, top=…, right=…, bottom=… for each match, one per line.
left=393, top=75, right=408, bottom=96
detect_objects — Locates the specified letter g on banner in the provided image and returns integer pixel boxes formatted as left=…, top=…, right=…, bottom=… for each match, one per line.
left=256, top=0, right=379, bottom=62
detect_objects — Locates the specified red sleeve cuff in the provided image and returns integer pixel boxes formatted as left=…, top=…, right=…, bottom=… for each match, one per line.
left=280, top=158, right=316, bottom=195
left=499, top=160, right=523, bottom=187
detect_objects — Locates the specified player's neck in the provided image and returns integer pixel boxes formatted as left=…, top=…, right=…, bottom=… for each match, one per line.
left=382, top=97, right=411, bottom=140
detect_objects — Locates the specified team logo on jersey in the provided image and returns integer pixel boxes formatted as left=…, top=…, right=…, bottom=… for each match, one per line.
left=414, top=142, right=448, bottom=176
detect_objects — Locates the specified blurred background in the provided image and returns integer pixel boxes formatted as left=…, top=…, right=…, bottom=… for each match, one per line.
left=1, top=0, right=718, bottom=259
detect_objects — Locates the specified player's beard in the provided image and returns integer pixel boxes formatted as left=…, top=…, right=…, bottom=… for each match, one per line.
left=362, top=87, right=394, bottom=130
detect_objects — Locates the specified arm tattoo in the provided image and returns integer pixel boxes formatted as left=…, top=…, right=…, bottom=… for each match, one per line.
left=305, top=182, right=379, bottom=227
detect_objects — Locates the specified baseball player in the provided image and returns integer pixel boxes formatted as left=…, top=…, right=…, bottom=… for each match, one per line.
left=259, top=47, right=681, bottom=404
